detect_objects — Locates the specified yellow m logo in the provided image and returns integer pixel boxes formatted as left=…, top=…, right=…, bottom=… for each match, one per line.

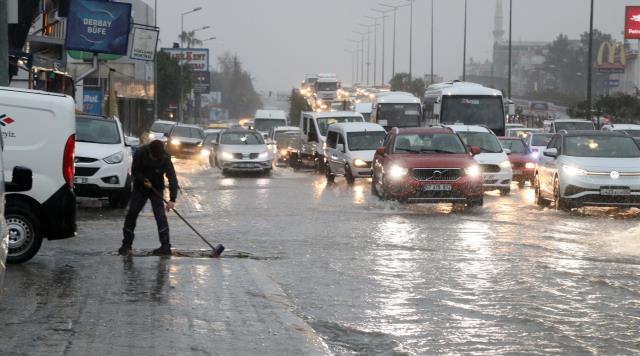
left=597, top=42, right=626, bottom=66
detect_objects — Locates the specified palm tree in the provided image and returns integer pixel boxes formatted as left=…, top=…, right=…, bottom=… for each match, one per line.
left=178, top=31, right=203, bottom=48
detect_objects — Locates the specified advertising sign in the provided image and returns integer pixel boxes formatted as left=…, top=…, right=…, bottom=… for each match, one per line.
left=83, top=88, right=103, bottom=116
left=625, top=6, right=640, bottom=39
left=192, top=71, right=211, bottom=94
left=596, top=41, right=626, bottom=74
left=603, top=80, right=620, bottom=88
left=161, top=48, right=209, bottom=72
left=65, top=0, right=132, bottom=55
left=130, top=25, right=159, bottom=61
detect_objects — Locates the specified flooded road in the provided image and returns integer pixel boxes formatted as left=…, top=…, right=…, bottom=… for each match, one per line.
left=2, top=160, right=640, bottom=355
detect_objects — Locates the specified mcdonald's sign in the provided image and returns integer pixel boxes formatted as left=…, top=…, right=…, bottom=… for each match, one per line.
left=596, top=41, right=626, bottom=74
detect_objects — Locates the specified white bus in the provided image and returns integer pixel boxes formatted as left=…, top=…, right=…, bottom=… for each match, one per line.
left=423, top=81, right=513, bottom=136
left=369, top=92, right=422, bottom=131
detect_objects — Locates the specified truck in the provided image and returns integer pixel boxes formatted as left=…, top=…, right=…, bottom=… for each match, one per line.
left=313, top=74, right=340, bottom=110
left=288, top=111, right=365, bottom=172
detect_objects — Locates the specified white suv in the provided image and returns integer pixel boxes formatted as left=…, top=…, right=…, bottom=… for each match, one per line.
left=75, top=115, right=132, bottom=208
left=448, top=125, right=513, bottom=195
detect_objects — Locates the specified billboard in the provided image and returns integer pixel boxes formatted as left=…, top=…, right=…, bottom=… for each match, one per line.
left=192, top=71, right=211, bottom=94
left=161, top=48, right=209, bottom=72
left=625, top=6, right=640, bottom=39
left=130, top=25, right=159, bottom=61
left=596, top=41, right=626, bottom=74
left=65, top=0, right=132, bottom=55
left=83, top=88, right=103, bottom=116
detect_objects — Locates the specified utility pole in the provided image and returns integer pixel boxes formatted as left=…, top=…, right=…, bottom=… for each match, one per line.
left=348, top=39, right=361, bottom=83
left=462, top=0, right=468, bottom=81
left=0, top=0, right=8, bottom=86
left=365, top=16, right=379, bottom=86
left=358, top=24, right=373, bottom=86
left=353, top=31, right=366, bottom=84
left=430, top=0, right=434, bottom=84
left=380, top=3, right=409, bottom=81
left=586, top=0, right=595, bottom=123
left=507, top=0, right=512, bottom=98
left=373, top=8, right=391, bottom=85
left=407, top=0, right=415, bottom=79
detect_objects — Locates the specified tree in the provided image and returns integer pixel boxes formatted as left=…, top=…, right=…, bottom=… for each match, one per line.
left=156, top=51, right=193, bottom=118
left=178, top=31, right=202, bottom=48
left=389, top=73, right=426, bottom=98
left=210, top=53, right=262, bottom=119
left=288, top=89, right=311, bottom=126
left=569, top=93, right=640, bottom=123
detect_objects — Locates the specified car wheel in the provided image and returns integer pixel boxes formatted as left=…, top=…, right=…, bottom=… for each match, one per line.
left=467, top=197, right=484, bottom=209
left=345, top=165, right=355, bottom=185
left=290, top=153, right=300, bottom=171
left=314, top=156, right=325, bottom=174
left=553, top=176, right=571, bottom=211
left=325, top=166, right=335, bottom=183
left=534, top=174, right=550, bottom=207
left=221, top=169, right=230, bottom=177
left=6, top=202, right=42, bottom=264
left=517, top=180, right=526, bottom=188
left=263, top=168, right=272, bottom=177
left=500, top=187, right=511, bottom=196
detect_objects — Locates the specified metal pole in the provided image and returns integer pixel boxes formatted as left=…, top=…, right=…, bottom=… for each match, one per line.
left=430, top=0, right=434, bottom=84
left=393, top=8, right=397, bottom=78
left=586, top=0, right=594, bottom=122
left=179, top=13, right=184, bottom=122
left=153, top=0, right=158, bottom=120
left=381, top=15, right=386, bottom=84
left=463, top=0, right=467, bottom=81
left=508, top=0, right=512, bottom=98
left=409, top=0, right=413, bottom=79
left=366, top=29, right=371, bottom=85
left=372, top=19, right=378, bottom=85
left=0, top=0, right=8, bottom=86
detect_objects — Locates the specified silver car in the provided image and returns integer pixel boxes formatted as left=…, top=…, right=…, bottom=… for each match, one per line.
left=214, top=130, right=273, bottom=176
left=535, top=131, right=640, bottom=210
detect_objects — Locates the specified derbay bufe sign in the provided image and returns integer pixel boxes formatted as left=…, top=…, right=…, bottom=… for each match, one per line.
left=65, top=0, right=132, bottom=55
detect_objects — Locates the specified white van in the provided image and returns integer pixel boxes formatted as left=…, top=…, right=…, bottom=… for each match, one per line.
left=544, top=119, right=595, bottom=133
left=325, top=122, right=386, bottom=184
left=290, top=111, right=365, bottom=171
left=254, top=110, right=287, bottom=138
left=448, top=124, right=513, bottom=195
left=0, top=87, right=76, bottom=264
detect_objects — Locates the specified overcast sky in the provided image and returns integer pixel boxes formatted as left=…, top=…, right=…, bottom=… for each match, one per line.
left=152, top=0, right=632, bottom=92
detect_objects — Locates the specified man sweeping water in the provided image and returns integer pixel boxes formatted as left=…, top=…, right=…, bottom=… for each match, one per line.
left=119, top=140, right=179, bottom=256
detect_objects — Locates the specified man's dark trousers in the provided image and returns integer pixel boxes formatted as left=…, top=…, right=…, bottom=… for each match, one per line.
left=122, top=189, right=170, bottom=247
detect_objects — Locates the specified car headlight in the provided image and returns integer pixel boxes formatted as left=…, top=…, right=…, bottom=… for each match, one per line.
left=220, top=151, right=234, bottom=160
left=562, top=165, right=587, bottom=176
left=499, top=160, right=512, bottom=169
left=171, top=139, right=181, bottom=146
left=388, top=165, right=408, bottom=179
left=280, top=149, right=288, bottom=156
left=148, top=133, right=156, bottom=140
left=353, top=159, right=368, bottom=168
left=530, top=151, right=540, bottom=159
left=525, top=162, right=535, bottom=169
left=258, top=151, right=270, bottom=159
left=200, top=149, right=211, bottom=157
left=103, top=151, right=124, bottom=164
left=464, top=164, right=481, bottom=178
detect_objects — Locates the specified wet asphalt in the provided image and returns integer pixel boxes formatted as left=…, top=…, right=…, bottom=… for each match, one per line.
left=2, top=159, right=640, bottom=355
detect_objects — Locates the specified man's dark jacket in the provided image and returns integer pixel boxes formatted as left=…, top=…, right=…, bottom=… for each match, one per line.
left=131, top=145, right=179, bottom=202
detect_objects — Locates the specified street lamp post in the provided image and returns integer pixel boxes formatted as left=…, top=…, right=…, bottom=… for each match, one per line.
left=586, top=0, right=595, bottom=123
left=345, top=49, right=357, bottom=85
left=153, top=0, right=158, bottom=120
left=373, top=9, right=392, bottom=85
left=462, top=0, right=468, bottom=81
left=507, top=0, right=513, bottom=98
left=380, top=3, right=410, bottom=81
left=365, top=16, right=380, bottom=86
left=179, top=6, right=203, bottom=123
left=353, top=31, right=366, bottom=84
left=430, top=0, right=434, bottom=84
left=358, top=24, right=374, bottom=86
left=406, top=0, right=415, bottom=79
left=349, top=39, right=361, bottom=83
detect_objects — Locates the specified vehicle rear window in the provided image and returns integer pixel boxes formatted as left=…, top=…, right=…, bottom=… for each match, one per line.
left=347, top=131, right=386, bottom=151
left=76, top=117, right=121, bottom=144
left=150, top=122, right=174, bottom=134
left=499, top=139, right=528, bottom=154
left=172, top=126, right=204, bottom=139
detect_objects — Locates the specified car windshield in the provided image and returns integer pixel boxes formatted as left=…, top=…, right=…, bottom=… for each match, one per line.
left=150, top=122, right=174, bottom=134
left=220, top=132, right=264, bottom=145
left=255, top=119, right=286, bottom=132
left=274, top=131, right=298, bottom=142
left=316, top=116, right=364, bottom=136
left=457, top=131, right=503, bottom=153
left=347, top=131, right=387, bottom=151
left=76, top=117, right=121, bottom=144
left=441, top=96, right=504, bottom=130
left=531, top=134, right=553, bottom=146
left=394, top=133, right=467, bottom=154
left=564, top=136, right=640, bottom=158
left=317, top=82, right=337, bottom=91
left=555, top=121, right=595, bottom=131
left=499, top=139, right=528, bottom=154
left=623, top=129, right=640, bottom=137
left=172, top=126, right=204, bottom=139
left=203, top=133, right=219, bottom=145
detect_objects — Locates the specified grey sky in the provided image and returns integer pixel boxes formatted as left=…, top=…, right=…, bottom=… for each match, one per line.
left=152, top=0, right=632, bottom=91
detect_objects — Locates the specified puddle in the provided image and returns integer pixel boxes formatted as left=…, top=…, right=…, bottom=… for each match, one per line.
left=106, top=248, right=280, bottom=260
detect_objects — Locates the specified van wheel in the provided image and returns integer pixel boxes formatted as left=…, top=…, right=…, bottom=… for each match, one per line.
left=6, top=202, right=42, bottom=264
left=345, top=165, right=355, bottom=185
left=326, top=166, right=335, bottom=183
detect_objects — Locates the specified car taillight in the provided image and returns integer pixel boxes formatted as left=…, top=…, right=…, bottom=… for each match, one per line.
left=63, top=134, right=75, bottom=189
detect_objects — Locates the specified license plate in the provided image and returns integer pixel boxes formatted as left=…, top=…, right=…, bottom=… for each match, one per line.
left=74, top=177, right=88, bottom=184
left=513, top=170, right=523, bottom=175
left=423, top=184, right=452, bottom=191
left=601, top=188, right=631, bottom=196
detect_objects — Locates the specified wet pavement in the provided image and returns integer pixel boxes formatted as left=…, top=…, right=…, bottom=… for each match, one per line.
left=2, top=159, right=640, bottom=355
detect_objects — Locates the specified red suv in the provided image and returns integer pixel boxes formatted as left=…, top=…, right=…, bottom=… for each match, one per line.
left=372, top=127, right=484, bottom=207
left=498, top=136, right=536, bottom=187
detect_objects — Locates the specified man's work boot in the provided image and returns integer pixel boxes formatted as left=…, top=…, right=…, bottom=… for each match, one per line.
left=152, top=245, right=172, bottom=256
left=118, top=244, right=132, bottom=256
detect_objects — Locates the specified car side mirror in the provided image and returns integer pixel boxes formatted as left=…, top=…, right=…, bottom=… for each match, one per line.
left=470, top=146, right=481, bottom=156
left=543, top=148, right=558, bottom=158
left=164, top=132, right=169, bottom=138
left=375, top=147, right=385, bottom=155
left=503, top=148, right=512, bottom=155
left=6, top=166, right=33, bottom=193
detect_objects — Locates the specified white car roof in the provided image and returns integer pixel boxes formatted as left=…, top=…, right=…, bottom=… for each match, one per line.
left=552, top=119, right=592, bottom=123
left=273, top=126, right=299, bottom=132
left=602, top=124, right=640, bottom=130
left=204, top=129, right=221, bottom=134
left=446, top=124, right=492, bottom=133
left=425, top=81, right=502, bottom=96
left=153, top=120, right=176, bottom=125
left=303, top=111, right=364, bottom=119
left=374, top=92, right=420, bottom=104
left=328, top=122, right=386, bottom=133
left=255, top=110, right=286, bottom=119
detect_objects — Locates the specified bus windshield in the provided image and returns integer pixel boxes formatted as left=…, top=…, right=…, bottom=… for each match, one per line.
left=377, top=103, right=421, bottom=129
left=441, top=96, right=505, bottom=131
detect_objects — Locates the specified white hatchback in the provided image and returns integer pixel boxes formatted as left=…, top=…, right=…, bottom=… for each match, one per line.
left=75, top=115, right=132, bottom=208
left=448, top=125, right=513, bottom=195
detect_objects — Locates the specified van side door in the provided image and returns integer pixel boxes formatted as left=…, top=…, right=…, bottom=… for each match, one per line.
left=335, top=134, right=347, bottom=174
left=326, top=130, right=340, bottom=173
